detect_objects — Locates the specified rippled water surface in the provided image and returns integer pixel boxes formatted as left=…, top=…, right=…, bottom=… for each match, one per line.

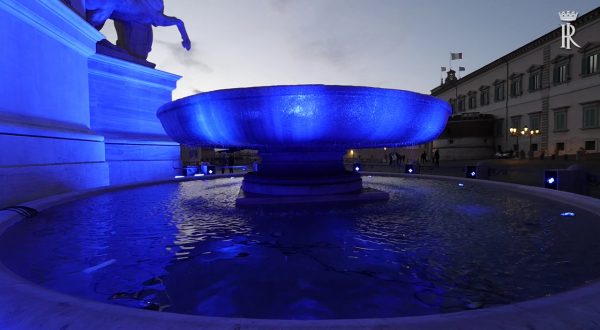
left=1, top=176, right=600, bottom=319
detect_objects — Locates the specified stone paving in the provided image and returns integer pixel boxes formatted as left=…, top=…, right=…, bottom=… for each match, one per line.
left=352, top=154, right=600, bottom=199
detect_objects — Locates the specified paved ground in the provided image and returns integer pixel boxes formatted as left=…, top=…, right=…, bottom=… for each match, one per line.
left=352, top=154, right=600, bottom=199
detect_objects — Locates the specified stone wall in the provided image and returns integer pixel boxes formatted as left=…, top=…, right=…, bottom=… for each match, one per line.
left=0, top=0, right=180, bottom=208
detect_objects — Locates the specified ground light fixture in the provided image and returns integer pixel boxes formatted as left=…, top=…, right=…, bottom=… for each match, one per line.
left=201, top=164, right=216, bottom=175
left=545, top=170, right=558, bottom=189
left=465, top=165, right=477, bottom=178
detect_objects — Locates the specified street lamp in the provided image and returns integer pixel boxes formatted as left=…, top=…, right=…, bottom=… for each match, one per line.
left=520, top=126, right=540, bottom=155
left=509, top=127, right=520, bottom=155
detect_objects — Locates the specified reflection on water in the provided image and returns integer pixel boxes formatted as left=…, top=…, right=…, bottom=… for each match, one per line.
left=1, top=177, right=600, bottom=319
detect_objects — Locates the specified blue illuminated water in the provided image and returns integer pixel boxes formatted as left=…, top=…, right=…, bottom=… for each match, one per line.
left=1, top=176, right=600, bottom=319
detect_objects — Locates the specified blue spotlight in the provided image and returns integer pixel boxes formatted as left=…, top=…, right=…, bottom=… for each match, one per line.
left=544, top=170, right=558, bottom=189
left=405, top=164, right=415, bottom=174
left=353, top=162, right=362, bottom=173
left=465, top=166, right=477, bottom=179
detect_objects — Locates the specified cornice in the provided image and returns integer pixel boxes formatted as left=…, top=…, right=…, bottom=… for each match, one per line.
left=0, top=0, right=104, bottom=56
left=88, top=54, right=181, bottom=90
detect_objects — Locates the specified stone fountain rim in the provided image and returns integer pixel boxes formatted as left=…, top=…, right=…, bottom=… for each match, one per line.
left=157, top=84, right=446, bottom=116
left=1, top=174, right=600, bottom=329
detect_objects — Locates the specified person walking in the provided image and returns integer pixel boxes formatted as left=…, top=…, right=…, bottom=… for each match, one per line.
left=219, top=152, right=227, bottom=174
left=228, top=153, right=235, bottom=173
left=434, top=149, right=440, bottom=167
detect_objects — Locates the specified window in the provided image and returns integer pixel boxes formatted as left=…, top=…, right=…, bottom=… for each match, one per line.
left=510, top=74, right=523, bottom=97
left=528, top=65, right=543, bottom=91
left=553, top=108, right=568, bottom=131
left=580, top=43, right=600, bottom=76
left=510, top=116, right=521, bottom=131
left=582, top=53, right=599, bottom=75
left=448, top=99, right=456, bottom=114
left=582, top=103, right=599, bottom=129
left=468, top=91, right=477, bottom=109
left=529, top=113, right=541, bottom=130
left=558, top=65, right=568, bottom=82
left=585, top=140, right=596, bottom=151
left=529, top=72, right=541, bottom=90
left=457, top=95, right=466, bottom=112
left=556, top=142, right=565, bottom=151
left=494, top=80, right=505, bottom=102
left=552, top=55, right=572, bottom=85
left=479, top=86, right=490, bottom=106
left=554, top=64, right=569, bottom=84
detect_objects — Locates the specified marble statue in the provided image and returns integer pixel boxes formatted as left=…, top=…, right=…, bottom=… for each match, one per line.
left=80, top=0, right=191, bottom=62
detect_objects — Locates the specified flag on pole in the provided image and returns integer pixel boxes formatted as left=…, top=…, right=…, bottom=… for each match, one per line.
left=441, top=67, right=447, bottom=71
left=450, top=52, right=463, bottom=60
left=459, top=66, right=466, bottom=71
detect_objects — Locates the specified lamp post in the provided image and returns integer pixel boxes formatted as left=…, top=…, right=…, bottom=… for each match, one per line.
left=520, top=126, right=540, bottom=151
left=509, top=127, right=520, bottom=156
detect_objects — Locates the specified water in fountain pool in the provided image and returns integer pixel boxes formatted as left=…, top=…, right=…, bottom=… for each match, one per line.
left=1, top=176, right=599, bottom=319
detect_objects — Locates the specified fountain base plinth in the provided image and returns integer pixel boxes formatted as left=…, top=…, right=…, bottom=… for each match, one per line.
left=235, top=187, right=389, bottom=207
left=241, top=171, right=363, bottom=196
left=236, top=151, right=389, bottom=207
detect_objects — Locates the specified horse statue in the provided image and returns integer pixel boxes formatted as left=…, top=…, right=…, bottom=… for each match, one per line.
left=69, top=0, right=191, bottom=62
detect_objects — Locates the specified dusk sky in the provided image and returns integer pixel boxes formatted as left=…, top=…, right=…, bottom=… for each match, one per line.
left=103, top=0, right=599, bottom=100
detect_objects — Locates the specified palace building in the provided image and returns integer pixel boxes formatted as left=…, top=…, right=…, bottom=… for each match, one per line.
left=431, top=7, right=600, bottom=160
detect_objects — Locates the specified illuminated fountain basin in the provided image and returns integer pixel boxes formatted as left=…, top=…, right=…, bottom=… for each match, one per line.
left=1, top=175, right=600, bottom=328
left=157, top=85, right=450, bottom=204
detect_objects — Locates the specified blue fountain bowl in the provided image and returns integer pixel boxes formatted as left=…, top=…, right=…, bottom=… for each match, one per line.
left=157, top=85, right=451, bottom=151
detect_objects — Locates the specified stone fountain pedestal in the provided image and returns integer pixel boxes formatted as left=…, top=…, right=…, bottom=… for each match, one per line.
left=236, top=151, right=388, bottom=207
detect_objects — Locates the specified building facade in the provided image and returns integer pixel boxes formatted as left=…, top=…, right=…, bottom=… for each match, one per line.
left=431, top=7, right=600, bottom=159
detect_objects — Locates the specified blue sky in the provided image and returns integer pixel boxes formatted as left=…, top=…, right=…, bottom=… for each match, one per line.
left=102, top=0, right=599, bottom=99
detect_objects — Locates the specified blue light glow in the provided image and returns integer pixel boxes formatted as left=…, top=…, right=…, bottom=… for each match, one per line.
left=354, top=166, right=360, bottom=172
left=547, top=177, right=555, bottom=184
left=408, top=169, right=413, bottom=173
left=458, top=183, right=464, bottom=187
left=174, top=175, right=185, bottom=178
left=561, top=212, right=575, bottom=217
left=158, top=85, right=451, bottom=151
left=209, top=170, right=213, bottom=174
left=470, top=171, right=476, bottom=177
